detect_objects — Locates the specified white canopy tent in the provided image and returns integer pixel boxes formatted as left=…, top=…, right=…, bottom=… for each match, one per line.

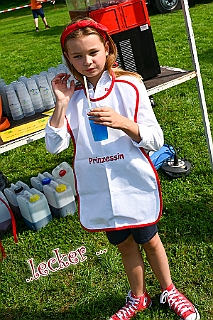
left=181, top=0, right=213, bottom=171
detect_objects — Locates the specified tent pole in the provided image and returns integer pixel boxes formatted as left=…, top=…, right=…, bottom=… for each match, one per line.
left=181, top=0, right=213, bottom=171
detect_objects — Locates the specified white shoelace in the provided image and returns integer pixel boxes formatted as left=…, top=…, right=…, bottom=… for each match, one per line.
left=160, top=288, right=194, bottom=316
left=115, top=295, right=140, bottom=319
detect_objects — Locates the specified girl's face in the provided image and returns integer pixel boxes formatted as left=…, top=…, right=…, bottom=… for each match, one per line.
left=65, top=34, right=109, bottom=87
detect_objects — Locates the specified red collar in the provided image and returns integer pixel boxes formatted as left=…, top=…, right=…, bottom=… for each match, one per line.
left=83, top=70, right=115, bottom=103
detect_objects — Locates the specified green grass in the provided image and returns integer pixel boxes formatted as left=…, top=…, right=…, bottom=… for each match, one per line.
left=0, top=2, right=213, bottom=319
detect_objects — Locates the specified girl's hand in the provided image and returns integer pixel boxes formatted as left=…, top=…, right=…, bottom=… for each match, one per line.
left=51, top=73, right=75, bottom=102
left=49, top=73, right=75, bottom=128
left=88, top=106, right=127, bottom=129
left=87, top=106, right=141, bottom=142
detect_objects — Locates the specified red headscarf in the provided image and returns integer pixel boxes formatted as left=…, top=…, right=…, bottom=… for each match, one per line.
left=61, top=20, right=108, bottom=47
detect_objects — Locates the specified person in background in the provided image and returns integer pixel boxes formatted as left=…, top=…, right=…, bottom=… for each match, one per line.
left=45, top=17, right=200, bottom=320
left=30, top=0, right=50, bottom=32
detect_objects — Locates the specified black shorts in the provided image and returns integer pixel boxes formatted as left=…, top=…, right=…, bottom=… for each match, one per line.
left=106, top=224, right=158, bottom=245
left=32, top=8, right=45, bottom=19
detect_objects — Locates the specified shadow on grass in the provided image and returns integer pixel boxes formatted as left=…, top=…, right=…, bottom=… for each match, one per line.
left=196, top=48, right=213, bottom=65
left=0, top=293, right=176, bottom=320
left=159, top=195, right=213, bottom=244
left=12, top=25, right=66, bottom=37
left=0, top=292, right=120, bottom=320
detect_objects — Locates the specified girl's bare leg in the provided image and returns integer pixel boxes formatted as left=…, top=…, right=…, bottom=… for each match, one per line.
left=117, top=232, right=172, bottom=295
left=142, top=232, right=172, bottom=290
left=117, top=234, right=146, bottom=296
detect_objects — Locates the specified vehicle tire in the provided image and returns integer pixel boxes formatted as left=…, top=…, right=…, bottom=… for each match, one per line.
left=154, top=0, right=182, bottom=13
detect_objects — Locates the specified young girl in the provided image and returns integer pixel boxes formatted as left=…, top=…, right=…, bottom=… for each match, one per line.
left=45, top=17, right=200, bottom=320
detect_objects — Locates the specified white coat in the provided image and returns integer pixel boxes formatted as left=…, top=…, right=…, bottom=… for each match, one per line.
left=45, top=71, right=164, bottom=231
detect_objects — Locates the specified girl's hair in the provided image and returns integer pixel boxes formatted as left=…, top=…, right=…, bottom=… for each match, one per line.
left=62, top=17, right=142, bottom=83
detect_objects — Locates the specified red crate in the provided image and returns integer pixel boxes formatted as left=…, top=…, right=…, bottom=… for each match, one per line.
left=89, top=0, right=150, bottom=35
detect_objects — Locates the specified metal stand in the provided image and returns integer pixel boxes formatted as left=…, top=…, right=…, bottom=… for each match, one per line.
left=181, top=0, right=213, bottom=171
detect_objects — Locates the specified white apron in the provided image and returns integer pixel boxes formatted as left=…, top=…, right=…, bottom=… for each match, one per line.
left=66, top=71, right=162, bottom=231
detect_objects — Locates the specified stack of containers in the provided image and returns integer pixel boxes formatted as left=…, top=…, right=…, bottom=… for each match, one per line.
left=39, top=71, right=48, bottom=77
left=5, top=87, right=24, bottom=120
left=17, top=188, right=52, bottom=231
left=3, top=166, right=77, bottom=231
left=30, top=172, right=56, bottom=192
left=37, top=75, right=55, bottom=110
left=18, top=76, right=28, bottom=85
left=16, top=82, right=35, bottom=117
left=56, top=63, right=68, bottom=74
left=30, top=74, right=39, bottom=85
left=1, top=63, right=75, bottom=120
left=0, top=78, right=11, bottom=117
left=52, top=161, right=76, bottom=196
left=46, top=72, right=56, bottom=103
left=43, top=179, right=76, bottom=218
left=56, top=61, right=76, bottom=88
left=4, top=181, right=30, bottom=218
left=26, top=78, right=45, bottom=113
left=5, top=84, right=14, bottom=92
left=31, top=170, right=76, bottom=218
left=48, top=67, right=57, bottom=75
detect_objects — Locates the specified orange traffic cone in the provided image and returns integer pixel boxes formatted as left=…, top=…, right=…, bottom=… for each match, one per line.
left=0, top=95, right=10, bottom=132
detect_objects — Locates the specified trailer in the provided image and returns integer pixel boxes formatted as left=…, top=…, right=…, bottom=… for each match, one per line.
left=146, top=0, right=193, bottom=13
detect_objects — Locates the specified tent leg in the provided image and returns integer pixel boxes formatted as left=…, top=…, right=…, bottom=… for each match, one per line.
left=181, top=0, right=213, bottom=171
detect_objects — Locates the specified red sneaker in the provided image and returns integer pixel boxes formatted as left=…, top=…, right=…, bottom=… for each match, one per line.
left=109, top=290, right=152, bottom=320
left=160, top=283, right=200, bottom=320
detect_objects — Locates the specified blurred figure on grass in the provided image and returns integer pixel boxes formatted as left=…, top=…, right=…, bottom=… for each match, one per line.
left=30, top=0, right=51, bottom=32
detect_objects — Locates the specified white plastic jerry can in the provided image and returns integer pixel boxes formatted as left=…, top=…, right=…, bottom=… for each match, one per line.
left=43, top=180, right=76, bottom=218
left=17, top=188, right=52, bottom=231
left=30, top=172, right=56, bottom=192
left=4, top=181, right=30, bottom=218
left=52, top=162, right=76, bottom=196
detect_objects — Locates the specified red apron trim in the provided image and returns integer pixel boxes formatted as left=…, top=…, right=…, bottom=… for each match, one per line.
left=115, top=79, right=139, bottom=122
left=83, top=71, right=115, bottom=103
left=80, top=216, right=162, bottom=233
left=0, top=240, right=6, bottom=259
left=65, top=114, right=79, bottom=206
left=0, top=197, right=18, bottom=259
left=140, top=147, right=163, bottom=217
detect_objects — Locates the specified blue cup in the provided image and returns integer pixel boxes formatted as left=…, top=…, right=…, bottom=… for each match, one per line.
left=89, top=119, right=108, bottom=142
